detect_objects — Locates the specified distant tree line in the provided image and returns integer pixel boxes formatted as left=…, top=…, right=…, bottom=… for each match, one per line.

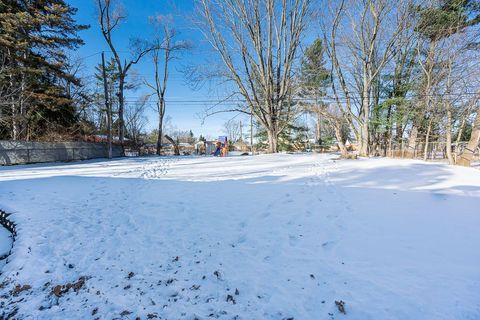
left=196, top=0, right=480, bottom=166
left=1, top=0, right=479, bottom=166
left=0, top=0, right=190, bottom=154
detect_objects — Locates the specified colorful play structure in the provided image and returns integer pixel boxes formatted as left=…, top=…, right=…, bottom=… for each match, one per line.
left=213, top=136, right=228, bottom=157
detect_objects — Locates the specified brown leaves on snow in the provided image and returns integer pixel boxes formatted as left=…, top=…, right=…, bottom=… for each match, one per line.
left=11, top=284, right=32, bottom=296
left=51, top=276, right=86, bottom=298
left=335, top=300, right=346, bottom=314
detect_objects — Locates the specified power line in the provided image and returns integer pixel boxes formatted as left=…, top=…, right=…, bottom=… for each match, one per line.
left=2, top=91, right=477, bottom=107
left=117, top=91, right=480, bottom=103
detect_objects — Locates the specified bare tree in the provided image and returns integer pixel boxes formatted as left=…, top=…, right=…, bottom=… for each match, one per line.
left=97, top=0, right=155, bottom=146
left=223, top=119, right=242, bottom=143
left=415, top=28, right=446, bottom=161
left=196, top=0, right=311, bottom=153
left=457, top=100, right=480, bottom=166
left=60, top=58, right=96, bottom=128
left=302, top=103, right=348, bottom=156
left=124, top=97, right=148, bottom=146
left=145, top=15, right=191, bottom=155
left=324, top=0, right=410, bottom=156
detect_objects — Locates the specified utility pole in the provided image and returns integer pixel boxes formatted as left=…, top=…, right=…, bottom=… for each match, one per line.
left=239, top=121, right=243, bottom=141
left=102, top=52, right=113, bottom=159
left=304, top=112, right=309, bottom=151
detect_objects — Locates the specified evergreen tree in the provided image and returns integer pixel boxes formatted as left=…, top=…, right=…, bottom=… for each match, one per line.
left=0, top=0, right=88, bottom=140
left=416, top=0, right=480, bottom=41
left=299, top=38, right=330, bottom=99
left=298, top=38, right=331, bottom=145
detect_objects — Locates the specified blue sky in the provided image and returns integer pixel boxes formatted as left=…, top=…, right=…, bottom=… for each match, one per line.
left=67, top=0, right=247, bottom=139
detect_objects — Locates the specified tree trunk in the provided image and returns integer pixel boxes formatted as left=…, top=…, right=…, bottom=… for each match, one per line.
left=106, top=100, right=113, bottom=159
left=407, top=125, right=418, bottom=159
left=118, top=76, right=125, bottom=145
left=156, top=100, right=165, bottom=156
left=456, top=116, right=466, bottom=146
left=102, top=52, right=113, bottom=159
left=423, top=118, right=433, bottom=161
left=11, top=100, right=19, bottom=140
left=359, top=83, right=370, bottom=157
left=267, top=129, right=278, bottom=153
left=19, top=51, right=27, bottom=140
left=396, top=114, right=405, bottom=143
left=316, top=113, right=322, bottom=144
left=164, top=135, right=180, bottom=156
left=457, top=108, right=480, bottom=167
left=334, top=120, right=348, bottom=157
left=445, top=108, right=454, bottom=165
left=9, top=64, right=19, bottom=140
left=156, top=125, right=163, bottom=156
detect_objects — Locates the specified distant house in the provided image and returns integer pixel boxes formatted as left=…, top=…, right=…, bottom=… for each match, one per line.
left=344, top=139, right=358, bottom=151
left=159, top=142, right=194, bottom=155
left=233, top=140, right=250, bottom=152
left=194, top=141, right=217, bottom=155
left=178, top=143, right=194, bottom=155
left=87, top=135, right=126, bottom=143
left=194, top=141, right=205, bottom=155
left=143, top=144, right=157, bottom=154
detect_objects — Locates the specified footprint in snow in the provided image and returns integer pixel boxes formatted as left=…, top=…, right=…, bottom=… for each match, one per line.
left=237, top=234, right=247, bottom=244
left=289, top=235, right=299, bottom=247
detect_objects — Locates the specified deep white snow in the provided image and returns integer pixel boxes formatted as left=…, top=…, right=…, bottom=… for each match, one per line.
left=0, top=154, right=479, bottom=320
left=0, top=226, right=12, bottom=269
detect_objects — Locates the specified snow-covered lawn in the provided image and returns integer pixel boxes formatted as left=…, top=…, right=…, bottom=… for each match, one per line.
left=0, top=154, right=479, bottom=320
left=0, top=226, right=12, bottom=269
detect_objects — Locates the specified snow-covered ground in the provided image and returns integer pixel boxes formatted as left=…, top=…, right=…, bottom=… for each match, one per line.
left=0, top=154, right=479, bottom=319
left=0, top=226, right=12, bottom=269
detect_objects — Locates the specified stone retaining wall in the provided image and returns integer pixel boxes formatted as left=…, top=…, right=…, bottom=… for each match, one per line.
left=0, top=141, right=123, bottom=165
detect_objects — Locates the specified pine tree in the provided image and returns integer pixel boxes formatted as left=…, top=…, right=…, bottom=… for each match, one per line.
left=0, top=0, right=88, bottom=140
left=298, top=38, right=349, bottom=155
left=416, top=0, right=480, bottom=41
left=299, top=38, right=330, bottom=99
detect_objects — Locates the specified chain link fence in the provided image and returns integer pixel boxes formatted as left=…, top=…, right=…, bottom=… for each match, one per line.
left=386, top=141, right=480, bottom=161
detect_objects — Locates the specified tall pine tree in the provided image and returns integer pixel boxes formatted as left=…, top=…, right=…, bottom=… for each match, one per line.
left=0, top=0, right=88, bottom=140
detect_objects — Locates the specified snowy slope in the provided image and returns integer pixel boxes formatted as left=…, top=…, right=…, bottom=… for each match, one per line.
left=0, top=154, right=479, bottom=319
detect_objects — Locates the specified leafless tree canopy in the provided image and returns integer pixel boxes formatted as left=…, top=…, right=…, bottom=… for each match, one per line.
left=2, top=0, right=479, bottom=165
left=97, top=0, right=157, bottom=145
left=144, top=14, right=192, bottom=155
left=196, top=0, right=312, bottom=152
